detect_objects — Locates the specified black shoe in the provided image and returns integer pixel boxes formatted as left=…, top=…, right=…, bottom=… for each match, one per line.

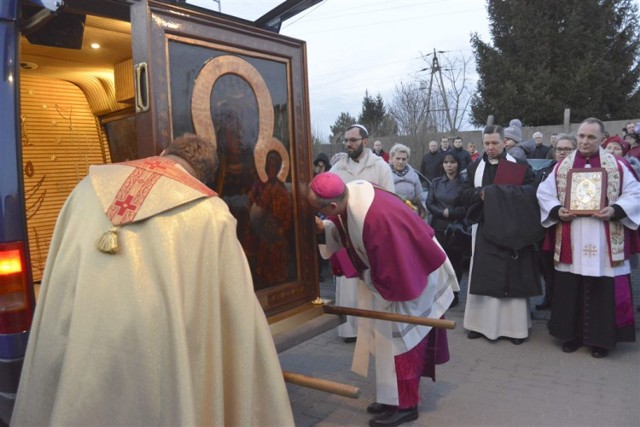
left=367, top=402, right=397, bottom=415
left=449, top=292, right=459, bottom=308
left=467, top=331, right=483, bottom=340
left=343, top=337, right=357, bottom=343
left=591, top=347, right=609, bottom=358
left=369, top=407, right=418, bottom=427
left=510, top=338, right=525, bottom=345
left=562, top=339, right=583, bottom=353
left=535, top=300, right=551, bottom=310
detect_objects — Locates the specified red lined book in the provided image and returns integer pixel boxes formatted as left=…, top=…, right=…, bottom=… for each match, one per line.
left=493, top=159, right=527, bottom=185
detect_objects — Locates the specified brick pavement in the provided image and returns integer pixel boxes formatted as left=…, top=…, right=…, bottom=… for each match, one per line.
left=279, top=268, right=640, bottom=426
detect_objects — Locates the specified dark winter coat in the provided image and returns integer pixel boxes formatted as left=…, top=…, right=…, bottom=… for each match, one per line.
left=420, top=151, right=444, bottom=181
left=528, top=144, right=550, bottom=159
left=460, top=152, right=542, bottom=298
left=451, top=147, right=472, bottom=171
left=427, top=175, right=466, bottom=232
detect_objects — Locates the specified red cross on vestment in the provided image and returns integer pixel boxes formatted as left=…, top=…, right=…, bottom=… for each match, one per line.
left=114, top=194, right=138, bottom=216
left=142, top=159, right=169, bottom=171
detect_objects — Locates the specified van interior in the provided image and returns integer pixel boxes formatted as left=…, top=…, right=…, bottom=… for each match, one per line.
left=20, top=6, right=134, bottom=285
left=20, top=5, right=135, bottom=286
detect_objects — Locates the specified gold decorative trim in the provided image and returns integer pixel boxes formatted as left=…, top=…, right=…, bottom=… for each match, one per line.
left=190, top=55, right=290, bottom=183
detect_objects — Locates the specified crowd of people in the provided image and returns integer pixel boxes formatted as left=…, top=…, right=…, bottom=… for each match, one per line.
left=14, top=116, right=638, bottom=427
left=313, top=118, right=639, bottom=427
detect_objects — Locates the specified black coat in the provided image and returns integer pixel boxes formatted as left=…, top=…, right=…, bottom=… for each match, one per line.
left=451, top=147, right=472, bottom=171
left=427, top=175, right=466, bottom=231
left=528, top=144, right=550, bottom=159
left=420, top=151, right=444, bottom=181
left=461, top=152, right=542, bottom=298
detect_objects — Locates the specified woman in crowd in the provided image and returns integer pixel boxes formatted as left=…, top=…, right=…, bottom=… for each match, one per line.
left=427, top=153, right=467, bottom=307
left=603, top=135, right=640, bottom=177
left=390, top=143, right=423, bottom=203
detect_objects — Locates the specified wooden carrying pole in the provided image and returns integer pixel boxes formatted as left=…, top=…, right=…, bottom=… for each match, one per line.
left=283, top=371, right=360, bottom=399
left=323, top=305, right=456, bottom=330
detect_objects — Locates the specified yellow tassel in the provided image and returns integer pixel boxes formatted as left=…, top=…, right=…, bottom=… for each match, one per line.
left=96, top=226, right=119, bottom=254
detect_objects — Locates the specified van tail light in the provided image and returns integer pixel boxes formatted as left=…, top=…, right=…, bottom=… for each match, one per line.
left=0, top=242, right=32, bottom=334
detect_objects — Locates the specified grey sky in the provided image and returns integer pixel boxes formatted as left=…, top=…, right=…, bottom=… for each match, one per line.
left=184, top=1, right=486, bottom=137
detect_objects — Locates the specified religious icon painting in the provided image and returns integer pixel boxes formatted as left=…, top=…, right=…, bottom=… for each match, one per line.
left=565, top=168, right=607, bottom=215
left=130, top=1, right=316, bottom=316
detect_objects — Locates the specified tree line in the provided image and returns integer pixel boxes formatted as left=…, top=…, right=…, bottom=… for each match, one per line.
left=318, top=0, right=639, bottom=144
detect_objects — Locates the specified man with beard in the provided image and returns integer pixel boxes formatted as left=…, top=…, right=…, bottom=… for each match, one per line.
left=329, top=124, right=394, bottom=342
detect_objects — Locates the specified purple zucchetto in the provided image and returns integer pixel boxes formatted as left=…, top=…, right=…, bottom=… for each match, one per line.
left=310, top=172, right=346, bottom=198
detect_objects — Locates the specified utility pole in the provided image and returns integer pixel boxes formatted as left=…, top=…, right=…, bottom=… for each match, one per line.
left=421, top=49, right=454, bottom=133
left=433, top=50, right=454, bottom=132
left=424, top=61, right=435, bottom=132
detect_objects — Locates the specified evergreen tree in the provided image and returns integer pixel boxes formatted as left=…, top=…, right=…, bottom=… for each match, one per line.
left=471, top=0, right=640, bottom=126
left=358, top=91, right=387, bottom=136
left=329, top=112, right=356, bottom=144
left=379, top=113, right=399, bottom=137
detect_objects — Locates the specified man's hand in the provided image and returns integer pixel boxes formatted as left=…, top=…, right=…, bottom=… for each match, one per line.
left=592, top=206, right=615, bottom=221
left=314, top=216, right=325, bottom=234
left=558, top=207, right=576, bottom=222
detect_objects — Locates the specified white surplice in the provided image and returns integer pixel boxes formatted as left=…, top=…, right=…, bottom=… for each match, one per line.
left=320, top=181, right=457, bottom=405
left=537, top=151, right=640, bottom=276
left=329, top=148, right=395, bottom=338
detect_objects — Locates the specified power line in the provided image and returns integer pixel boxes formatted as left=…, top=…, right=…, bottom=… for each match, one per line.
left=283, top=0, right=462, bottom=25
left=310, top=55, right=424, bottom=80
left=281, top=0, right=328, bottom=28
left=283, top=7, right=484, bottom=35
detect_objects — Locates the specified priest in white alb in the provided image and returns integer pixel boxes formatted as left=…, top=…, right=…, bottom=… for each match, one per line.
left=537, top=118, right=639, bottom=358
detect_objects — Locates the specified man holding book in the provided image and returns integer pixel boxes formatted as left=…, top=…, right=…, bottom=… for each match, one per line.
left=460, top=125, right=543, bottom=345
left=536, top=118, right=639, bottom=358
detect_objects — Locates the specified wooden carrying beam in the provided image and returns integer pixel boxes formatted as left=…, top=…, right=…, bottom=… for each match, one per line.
left=323, top=305, right=456, bottom=330
left=283, top=371, right=360, bottom=399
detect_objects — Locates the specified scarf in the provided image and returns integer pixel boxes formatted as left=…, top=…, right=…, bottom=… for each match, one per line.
left=554, top=149, right=624, bottom=265
left=391, top=165, right=410, bottom=177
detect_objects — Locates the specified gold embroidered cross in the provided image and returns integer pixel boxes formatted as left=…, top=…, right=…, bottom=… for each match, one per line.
left=582, top=244, right=598, bottom=257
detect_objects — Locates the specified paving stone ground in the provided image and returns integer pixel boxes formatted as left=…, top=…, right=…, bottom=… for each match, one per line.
left=279, top=266, right=640, bottom=427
